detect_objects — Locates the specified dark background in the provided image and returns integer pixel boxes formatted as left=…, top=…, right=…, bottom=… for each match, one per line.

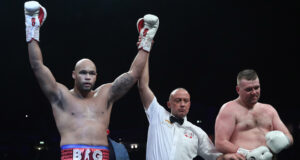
left=1, top=0, right=299, bottom=159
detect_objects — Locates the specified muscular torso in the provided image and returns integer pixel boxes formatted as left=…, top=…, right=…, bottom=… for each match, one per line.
left=229, top=101, right=274, bottom=149
left=51, top=84, right=113, bottom=147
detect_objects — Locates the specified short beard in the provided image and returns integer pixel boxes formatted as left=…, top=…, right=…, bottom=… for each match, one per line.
left=80, top=84, right=94, bottom=92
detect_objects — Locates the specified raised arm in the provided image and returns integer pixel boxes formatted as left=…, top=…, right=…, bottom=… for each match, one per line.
left=25, top=1, right=61, bottom=103
left=108, top=14, right=159, bottom=103
left=138, top=56, right=155, bottom=110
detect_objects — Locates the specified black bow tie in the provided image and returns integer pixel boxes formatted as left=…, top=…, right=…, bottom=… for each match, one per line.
left=170, top=116, right=184, bottom=125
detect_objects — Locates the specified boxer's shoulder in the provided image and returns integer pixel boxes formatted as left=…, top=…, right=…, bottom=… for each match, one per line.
left=255, top=103, right=276, bottom=113
left=220, top=100, right=238, bottom=112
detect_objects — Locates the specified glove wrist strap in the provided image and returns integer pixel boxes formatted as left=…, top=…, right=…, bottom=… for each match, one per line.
left=237, top=147, right=250, bottom=157
left=138, top=37, right=152, bottom=52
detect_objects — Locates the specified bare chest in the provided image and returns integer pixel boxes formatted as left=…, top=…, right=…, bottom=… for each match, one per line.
left=236, top=108, right=273, bottom=131
left=62, top=98, right=109, bottom=119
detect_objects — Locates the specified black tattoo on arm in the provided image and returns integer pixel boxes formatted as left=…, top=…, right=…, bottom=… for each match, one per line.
left=109, top=73, right=135, bottom=104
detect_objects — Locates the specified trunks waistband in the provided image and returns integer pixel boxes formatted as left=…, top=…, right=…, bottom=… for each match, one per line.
left=61, top=144, right=109, bottom=160
left=61, top=144, right=109, bottom=150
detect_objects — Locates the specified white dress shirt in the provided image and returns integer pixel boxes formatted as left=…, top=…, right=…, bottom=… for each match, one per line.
left=145, top=97, right=222, bottom=160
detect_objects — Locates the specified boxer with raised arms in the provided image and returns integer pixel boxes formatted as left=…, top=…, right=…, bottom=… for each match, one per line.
left=24, top=1, right=159, bottom=159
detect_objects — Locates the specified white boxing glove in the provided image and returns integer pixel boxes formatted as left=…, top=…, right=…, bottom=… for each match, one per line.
left=246, top=146, right=273, bottom=160
left=137, top=14, right=159, bottom=52
left=24, top=1, right=47, bottom=42
left=266, top=130, right=290, bottom=154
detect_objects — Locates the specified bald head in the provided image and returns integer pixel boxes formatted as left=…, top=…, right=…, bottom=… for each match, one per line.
left=74, top=58, right=97, bottom=72
left=169, top=88, right=190, bottom=101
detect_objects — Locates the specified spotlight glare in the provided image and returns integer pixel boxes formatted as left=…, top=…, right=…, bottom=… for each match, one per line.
left=130, top=143, right=139, bottom=149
